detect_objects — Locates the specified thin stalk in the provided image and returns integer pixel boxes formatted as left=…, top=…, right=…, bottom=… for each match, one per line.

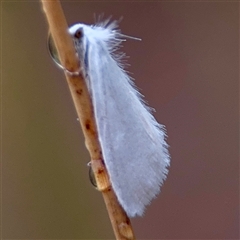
left=40, top=1, right=135, bottom=239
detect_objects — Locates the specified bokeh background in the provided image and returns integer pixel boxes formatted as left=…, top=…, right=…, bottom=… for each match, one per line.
left=2, top=1, right=239, bottom=239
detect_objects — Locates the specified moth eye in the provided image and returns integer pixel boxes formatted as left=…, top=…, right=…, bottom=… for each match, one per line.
left=74, top=28, right=83, bottom=39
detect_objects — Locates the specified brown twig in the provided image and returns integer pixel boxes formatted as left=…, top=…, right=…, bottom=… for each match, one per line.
left=40, top=1, right=135, bottom=239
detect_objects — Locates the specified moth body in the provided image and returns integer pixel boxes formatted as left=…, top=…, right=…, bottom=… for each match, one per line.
left=69, top=21, right=170, bottom=217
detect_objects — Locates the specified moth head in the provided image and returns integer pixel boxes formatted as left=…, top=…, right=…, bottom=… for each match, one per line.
left=69, top=24, right=84, bottom=39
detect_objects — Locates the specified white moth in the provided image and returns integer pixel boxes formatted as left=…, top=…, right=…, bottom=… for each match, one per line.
left=68, top=20, right=170, bottom=218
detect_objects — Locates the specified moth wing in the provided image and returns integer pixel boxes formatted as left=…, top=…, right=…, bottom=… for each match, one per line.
left=87, top=42, right=170, bottom=217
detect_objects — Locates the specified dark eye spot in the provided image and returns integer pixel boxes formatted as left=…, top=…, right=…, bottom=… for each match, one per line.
left=74, top=28, right=83, bottom=39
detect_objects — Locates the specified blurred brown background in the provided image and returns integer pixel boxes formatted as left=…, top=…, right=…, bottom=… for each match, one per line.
left=2, top=1, right=239, bottom=239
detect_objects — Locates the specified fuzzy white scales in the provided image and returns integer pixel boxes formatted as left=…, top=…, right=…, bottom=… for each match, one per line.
left=69, top=20, right=170, bottom=217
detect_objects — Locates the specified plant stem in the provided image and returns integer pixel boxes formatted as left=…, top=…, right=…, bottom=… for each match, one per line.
left=40, top=1, right=135, bottom=239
